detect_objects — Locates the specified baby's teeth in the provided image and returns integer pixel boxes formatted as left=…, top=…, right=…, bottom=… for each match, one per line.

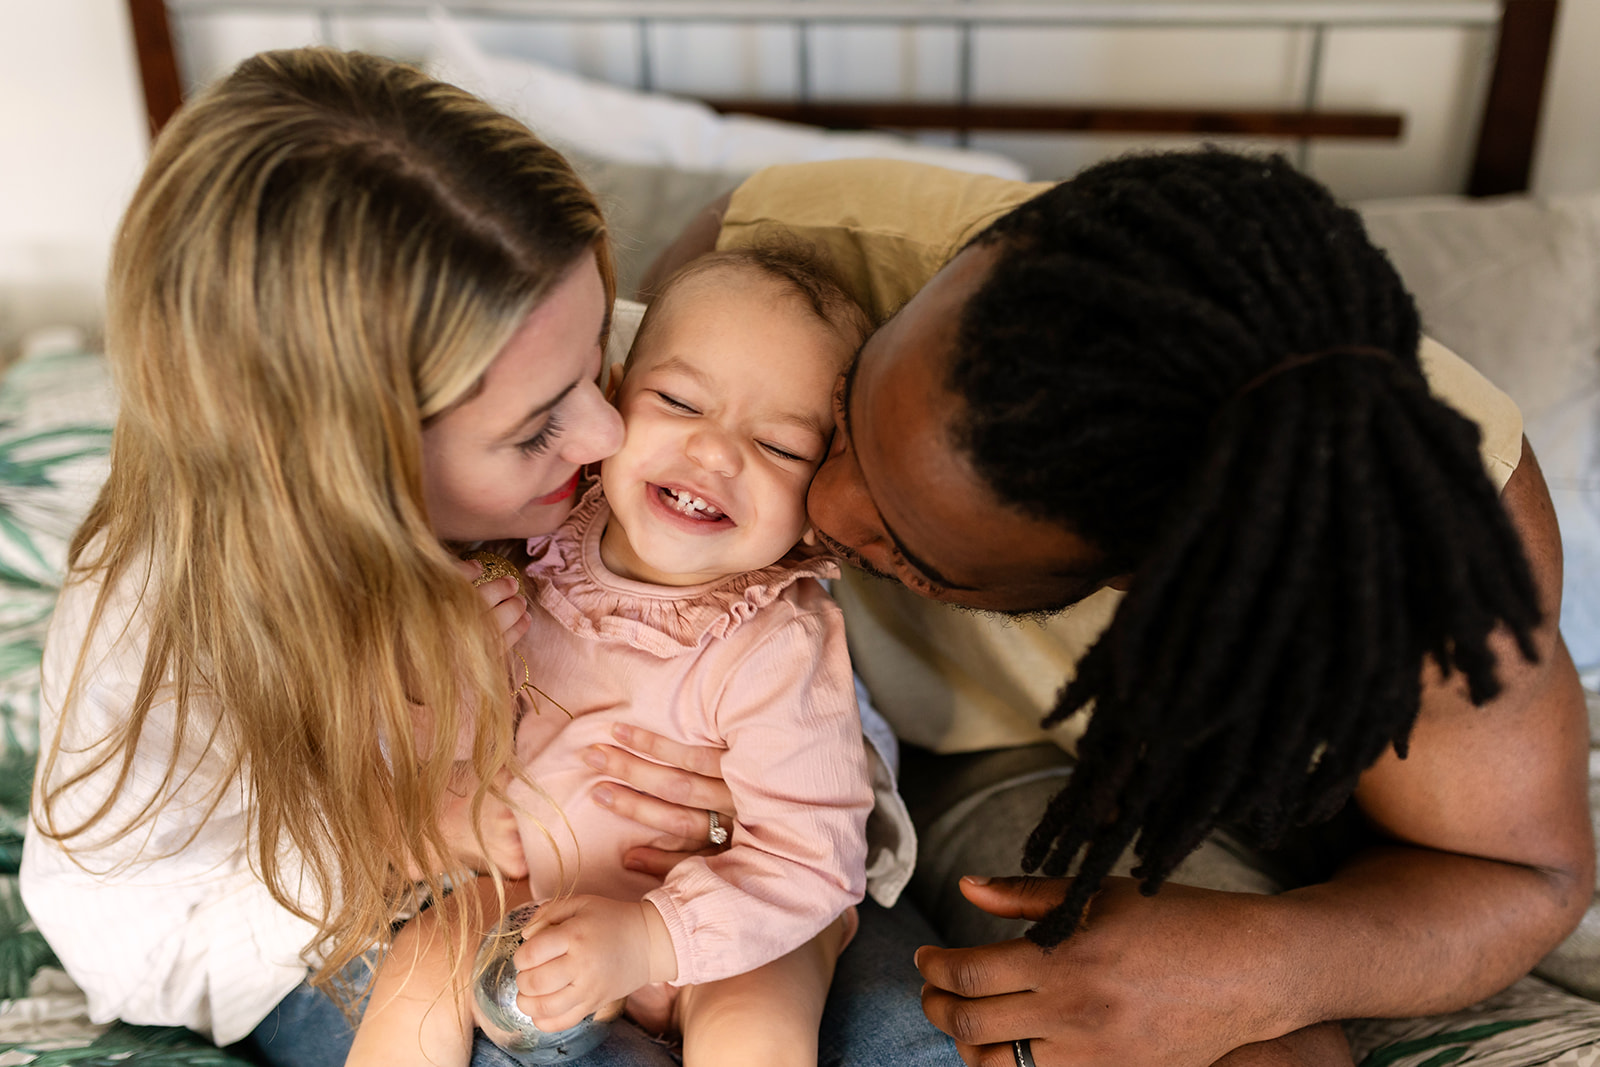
left=662, top=486, right=723, bottom=518
left=667, top=488, right=703, bottom=513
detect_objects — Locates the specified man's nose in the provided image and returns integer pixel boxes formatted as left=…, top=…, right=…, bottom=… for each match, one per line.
left=807, top=450, right=875, bottom=550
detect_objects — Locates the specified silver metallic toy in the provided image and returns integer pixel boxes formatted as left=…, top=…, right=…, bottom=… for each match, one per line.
left=473, top=902, right=614, bottom=1063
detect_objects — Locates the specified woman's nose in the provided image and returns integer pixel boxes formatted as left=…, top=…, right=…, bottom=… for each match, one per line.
left=561, top=381, right=624, bottom=465
left=686, top=425, right=742, bottom=477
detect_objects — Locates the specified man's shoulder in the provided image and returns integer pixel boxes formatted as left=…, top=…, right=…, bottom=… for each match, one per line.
left=1418, top=336, right=1524, bottom=492
left=720, top=160, right=1053, bottom=321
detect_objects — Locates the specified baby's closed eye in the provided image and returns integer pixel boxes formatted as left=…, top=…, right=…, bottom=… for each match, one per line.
left=654, top=391, right=697, bottom=414
left=761, top=441, right=810, bottom=463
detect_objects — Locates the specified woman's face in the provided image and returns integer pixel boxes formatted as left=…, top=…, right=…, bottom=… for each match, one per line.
left=421, top=252, right=623, bottom=543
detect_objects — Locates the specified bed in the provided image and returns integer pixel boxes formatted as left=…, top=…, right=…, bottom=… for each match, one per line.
left=4, top=2, right=1597, bottom=1064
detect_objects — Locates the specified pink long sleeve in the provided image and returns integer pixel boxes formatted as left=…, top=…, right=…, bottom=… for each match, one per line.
left=643, top=595, right=872, bottom=985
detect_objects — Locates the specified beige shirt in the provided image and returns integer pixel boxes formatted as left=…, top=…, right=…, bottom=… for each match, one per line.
left=719, top=158, right=1525, bottom=756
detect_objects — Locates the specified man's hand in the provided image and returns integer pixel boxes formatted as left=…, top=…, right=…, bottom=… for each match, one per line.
left=917, top=876, right=1295, bottom=1067
left=513, top=895, right=678, bottom=1032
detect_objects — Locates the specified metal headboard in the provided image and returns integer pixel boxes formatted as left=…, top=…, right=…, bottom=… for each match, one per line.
left=125, top=0, right=1559, bottom=195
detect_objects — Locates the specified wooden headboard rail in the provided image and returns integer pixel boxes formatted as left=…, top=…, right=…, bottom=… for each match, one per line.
left=125, top=0, right=1559, bottom=196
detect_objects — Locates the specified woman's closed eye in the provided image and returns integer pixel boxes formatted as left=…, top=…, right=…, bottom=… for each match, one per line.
left=517, top=411, right=564, bottom=456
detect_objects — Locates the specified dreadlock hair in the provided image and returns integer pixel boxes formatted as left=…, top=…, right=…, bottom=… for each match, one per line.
left=947, top=149, right=1543, bottom=948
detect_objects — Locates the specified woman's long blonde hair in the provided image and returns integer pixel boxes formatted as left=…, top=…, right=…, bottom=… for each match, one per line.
left=35, top=48, right=612, bottom=997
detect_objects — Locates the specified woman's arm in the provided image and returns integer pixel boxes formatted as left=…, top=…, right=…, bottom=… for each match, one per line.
left=915, top=439, right=1595, bottom=1066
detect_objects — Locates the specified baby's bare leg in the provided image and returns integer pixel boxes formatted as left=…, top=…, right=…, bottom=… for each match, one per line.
left=675, top=910, right=855, bottom=1067
left=347, top=876, right=532, bottom=1067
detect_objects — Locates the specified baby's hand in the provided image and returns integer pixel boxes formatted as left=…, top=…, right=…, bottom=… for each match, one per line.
left=513, top=896, right=677, bottom=1032
left=399, top=763, right=526, bottom=881
left=457, top=555, right=530, bottom=650
left=436, top=763, right=528, bottom=879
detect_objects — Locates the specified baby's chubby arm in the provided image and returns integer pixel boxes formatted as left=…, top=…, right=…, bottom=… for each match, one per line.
left=511, top=894, right=679, bottom=1032
left=646, top=593, right=872, bottom=986
left=412, top=762, right=527, bottom=881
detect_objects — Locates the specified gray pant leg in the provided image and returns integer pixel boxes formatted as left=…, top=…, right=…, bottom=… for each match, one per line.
left=903, top=744, right=1282, bottom=947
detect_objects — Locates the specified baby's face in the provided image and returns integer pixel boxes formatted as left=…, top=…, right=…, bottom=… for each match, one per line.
left=599, top=271, right=847, bottom=586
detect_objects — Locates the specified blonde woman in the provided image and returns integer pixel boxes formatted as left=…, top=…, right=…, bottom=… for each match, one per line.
left=18, top=48, right=686, bottom=1067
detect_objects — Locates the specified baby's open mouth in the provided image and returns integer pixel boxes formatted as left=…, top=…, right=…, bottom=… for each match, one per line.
left=657, top=484, right=729, bottom=522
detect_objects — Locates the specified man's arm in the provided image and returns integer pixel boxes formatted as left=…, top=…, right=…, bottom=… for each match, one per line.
left=636, top=192, right=731, bottom=299
left=917, top=438, right=1594, bottom=1067
left=1284, top=436, right=1593, bottom=1017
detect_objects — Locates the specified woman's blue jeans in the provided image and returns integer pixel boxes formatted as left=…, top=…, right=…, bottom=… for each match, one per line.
left=243, top=897, right=959, bottom=1067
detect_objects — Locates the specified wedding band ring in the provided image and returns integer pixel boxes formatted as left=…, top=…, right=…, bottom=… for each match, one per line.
left=1013, top=1039, right=1038, bottom=1067
left=707, top=810, right=729, bottom=847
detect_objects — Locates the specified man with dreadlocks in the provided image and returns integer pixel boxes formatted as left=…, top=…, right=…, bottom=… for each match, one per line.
left=625, top=149, right=1592, bottom=1067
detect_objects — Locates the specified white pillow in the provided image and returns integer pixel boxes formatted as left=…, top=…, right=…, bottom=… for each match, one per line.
left=1360, top=192, right=1600, bottom=674
left=426, top=12, right=1029, bottom=182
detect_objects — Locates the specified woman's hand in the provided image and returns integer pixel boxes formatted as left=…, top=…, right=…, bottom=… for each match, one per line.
left=916, top=876, right=1294, bottom=1067
left=458, top=557, right=531, bottom=650
left=584, top=724, right=736, bottom=877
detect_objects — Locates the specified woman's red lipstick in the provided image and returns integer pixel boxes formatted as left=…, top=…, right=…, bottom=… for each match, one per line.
left=531, top=472, right=580, bottom=506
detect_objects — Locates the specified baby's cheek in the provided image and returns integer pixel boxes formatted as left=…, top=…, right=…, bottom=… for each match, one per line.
left=774, top=482, right=814, bottom=547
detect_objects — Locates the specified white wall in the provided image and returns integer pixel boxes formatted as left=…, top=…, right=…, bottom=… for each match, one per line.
left=3, top=1, right=1598, bottom=358
left=1534, top=0, right=1600, bottom=196
left=0, top=0, right=146, bottom=355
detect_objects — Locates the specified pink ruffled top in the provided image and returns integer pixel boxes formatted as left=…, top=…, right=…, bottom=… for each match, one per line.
left=512, top=484, right=870, bottom=991
left=525, top=484, right=840, bottom=659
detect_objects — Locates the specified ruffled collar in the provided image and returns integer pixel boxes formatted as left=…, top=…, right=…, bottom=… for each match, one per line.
left=524, top=484, right=839, bottom=658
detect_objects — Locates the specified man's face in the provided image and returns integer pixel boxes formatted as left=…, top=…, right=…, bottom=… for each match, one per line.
left=807, top=242, right=1118, bottom=614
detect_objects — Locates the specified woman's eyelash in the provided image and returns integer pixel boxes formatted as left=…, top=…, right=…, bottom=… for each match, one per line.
left=517, top=411, right=564, bottom=456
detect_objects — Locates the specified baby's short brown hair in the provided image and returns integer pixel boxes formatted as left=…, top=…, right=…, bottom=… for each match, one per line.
left=628, top=241, right=871, bottom=369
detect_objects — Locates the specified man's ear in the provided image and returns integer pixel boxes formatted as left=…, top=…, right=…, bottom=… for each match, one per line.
left=605, top=364, right=625, bottom=403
